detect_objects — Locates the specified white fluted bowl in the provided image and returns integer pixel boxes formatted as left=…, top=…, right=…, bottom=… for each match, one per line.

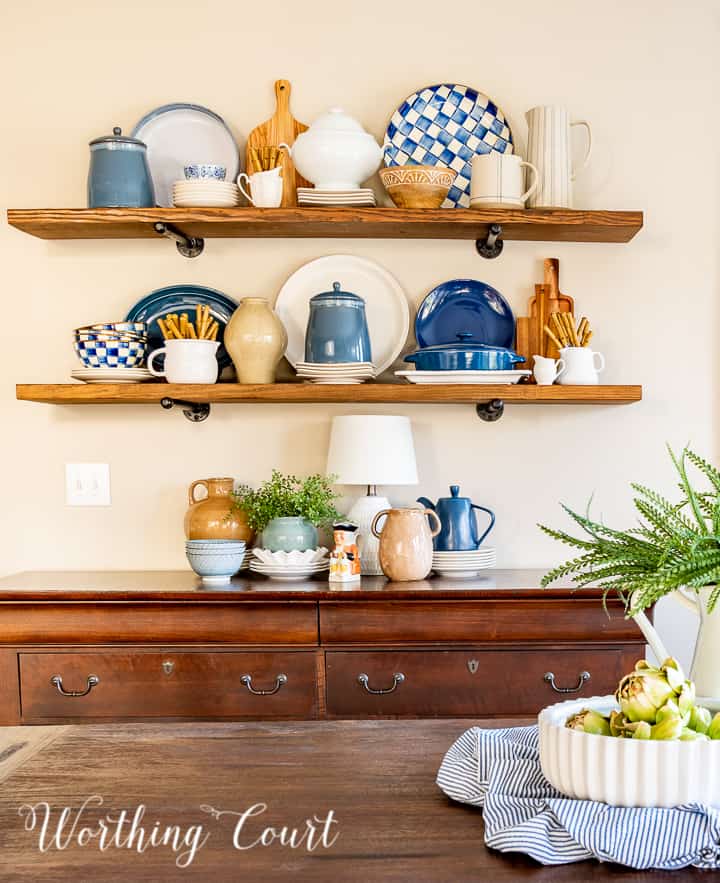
left=539, top=695, right=720, bottom=807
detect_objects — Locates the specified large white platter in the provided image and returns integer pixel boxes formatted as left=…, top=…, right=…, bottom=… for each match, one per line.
left=131, top=103, right=240, bottom=207
left=275, top=255, right=410, bottom=374
left=395, top=370, right=531, bottom=384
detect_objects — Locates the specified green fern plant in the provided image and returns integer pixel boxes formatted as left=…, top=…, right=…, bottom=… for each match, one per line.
left=540, top=446, right=720, bottom=615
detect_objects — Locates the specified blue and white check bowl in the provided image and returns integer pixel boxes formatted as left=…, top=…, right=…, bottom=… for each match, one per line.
left=74, top=336, right=146, bottom=368
left=75, top=322, right=147, bottom=337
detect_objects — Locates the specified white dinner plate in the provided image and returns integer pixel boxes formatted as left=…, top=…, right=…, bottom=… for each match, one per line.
left=172, top=196, right=239, bottom=207
left=132, top=103, right=240, bottom=207
left=275, top=255, right=410, bottom=374
left=71, top=368, right=154, bottom=383
left=395, top=370, right=531, bottom=384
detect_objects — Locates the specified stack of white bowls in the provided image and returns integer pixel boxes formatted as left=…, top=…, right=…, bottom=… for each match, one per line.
left=295, top=362, right=376, bottom=384
left=172, top=179, right=240, bottom=207
left=432, top=547, right=496, bottom=579
left=249, top=547, right=330, bottom=581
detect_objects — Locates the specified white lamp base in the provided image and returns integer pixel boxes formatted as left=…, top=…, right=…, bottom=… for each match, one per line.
left=346, top=494, right=390, bottom=576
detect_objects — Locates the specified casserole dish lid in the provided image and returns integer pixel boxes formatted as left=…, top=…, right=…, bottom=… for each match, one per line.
left=405, top=333, right=523, bottom=360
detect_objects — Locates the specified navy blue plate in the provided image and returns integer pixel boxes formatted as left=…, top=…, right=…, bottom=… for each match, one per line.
left=414, top=279, right=515, bottom=349
left=125, top=284, right=238, bottom=369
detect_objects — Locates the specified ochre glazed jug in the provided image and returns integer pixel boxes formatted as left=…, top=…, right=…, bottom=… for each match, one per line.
left=371, top=507, right=441, bottom=582
left=184, top=477, right=254, bottom=543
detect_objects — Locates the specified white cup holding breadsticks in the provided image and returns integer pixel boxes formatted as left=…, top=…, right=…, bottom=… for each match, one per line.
left=148, top=305, right=220, bottom=384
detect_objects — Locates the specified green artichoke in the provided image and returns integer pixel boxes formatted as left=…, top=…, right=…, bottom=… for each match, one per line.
left=689, top=705, right=712, bottom=735
left=632, top=721, right=652, bottom=739
left=651, top=717, right=685, bottom=740
left=708, top=713, right=720, bottom=740
left=565, top=709, right=611, bottom=736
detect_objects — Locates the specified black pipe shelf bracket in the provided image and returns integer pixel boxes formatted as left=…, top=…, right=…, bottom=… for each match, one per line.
left=160, top=397, right=211, bottom=422
left=476, top=399, right=505, bottom=422
left=154, top=222, right=205, bottom=258
left=475, top=223, right=504, bottom=259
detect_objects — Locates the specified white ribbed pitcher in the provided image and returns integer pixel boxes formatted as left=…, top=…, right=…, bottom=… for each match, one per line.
left=525, top=106, right=592, bottom=208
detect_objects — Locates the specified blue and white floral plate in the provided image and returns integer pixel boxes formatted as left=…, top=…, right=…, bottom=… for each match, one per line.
left=383, top=84, right=513, bottom=208
left=125, top=284, right=238, bottom=369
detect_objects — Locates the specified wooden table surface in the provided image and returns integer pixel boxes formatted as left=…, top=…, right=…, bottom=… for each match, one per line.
left=0, top=719, right=703, bottom=881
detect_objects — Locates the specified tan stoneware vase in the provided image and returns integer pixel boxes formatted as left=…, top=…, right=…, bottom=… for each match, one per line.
left=371, top=507, right=441, bottom=582
left=184, top=477, right=254, bottom=543
left=224, top=297, right=287, bottom=384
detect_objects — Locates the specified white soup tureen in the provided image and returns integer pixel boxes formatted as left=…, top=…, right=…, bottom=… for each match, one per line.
left=281, top=108, right=382, bottom=191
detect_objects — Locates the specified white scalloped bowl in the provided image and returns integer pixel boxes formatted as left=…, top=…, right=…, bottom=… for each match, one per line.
left=539, top=695, right=720, bottom=808
left=251, top=547, right=328, bottom=566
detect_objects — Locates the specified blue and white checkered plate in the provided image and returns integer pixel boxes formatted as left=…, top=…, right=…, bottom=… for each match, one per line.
left=383, top=84, right=514, bottom=208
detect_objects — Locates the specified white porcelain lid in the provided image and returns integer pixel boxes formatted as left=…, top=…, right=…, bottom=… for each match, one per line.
left=310, top=108, right=367, bottom=134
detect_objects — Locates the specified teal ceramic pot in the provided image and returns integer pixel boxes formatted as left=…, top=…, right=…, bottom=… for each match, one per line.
left=261, top=517, right=318, bottom=552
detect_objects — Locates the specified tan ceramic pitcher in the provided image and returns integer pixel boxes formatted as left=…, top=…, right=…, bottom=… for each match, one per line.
left=371, top=507, right=441, bottom=582
left=184, top=477, right=254, bottom=543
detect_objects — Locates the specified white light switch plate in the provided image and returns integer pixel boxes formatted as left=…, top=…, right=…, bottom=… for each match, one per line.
left=65, top=463, right=111, bottom=506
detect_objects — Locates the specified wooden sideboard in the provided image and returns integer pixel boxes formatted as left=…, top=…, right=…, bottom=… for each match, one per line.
left=0, top=570, right=644, bottom=725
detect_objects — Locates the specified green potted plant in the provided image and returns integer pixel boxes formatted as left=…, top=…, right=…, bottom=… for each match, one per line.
left=232, top=471, right=340, bottom=552
left=540, top=446, right=720, bottom=698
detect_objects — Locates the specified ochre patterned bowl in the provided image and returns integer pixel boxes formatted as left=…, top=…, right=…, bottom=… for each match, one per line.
left=379, top=165, right=456, bottom=209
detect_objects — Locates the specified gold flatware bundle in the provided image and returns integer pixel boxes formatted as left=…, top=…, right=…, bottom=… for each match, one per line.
left=544, top=313, right=593, bottom=349
left=157, top=305, right=219, bottom=341
left=248, top=146, right=283, bottom=173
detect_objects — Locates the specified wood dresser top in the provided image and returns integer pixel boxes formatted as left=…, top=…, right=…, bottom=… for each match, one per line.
left=0, top=569, right=606, bottom=602
left=0, top=717, right=699, bottom=881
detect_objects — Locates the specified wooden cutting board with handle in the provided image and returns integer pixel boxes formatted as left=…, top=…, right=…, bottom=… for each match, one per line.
left=245, top=79, right=309, bottom=207
left=515, top=258, right=575, bottom=370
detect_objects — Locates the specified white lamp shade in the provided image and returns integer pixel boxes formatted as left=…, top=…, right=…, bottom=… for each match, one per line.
left=326, top=415, right=418, bottom=486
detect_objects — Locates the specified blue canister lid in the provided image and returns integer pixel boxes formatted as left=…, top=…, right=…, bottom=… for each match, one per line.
left=310, top=281, right=366, bottom=308
left=89, top=126, right=147, bottom=150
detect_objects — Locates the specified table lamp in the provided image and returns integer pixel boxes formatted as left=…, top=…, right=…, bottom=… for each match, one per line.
left=326, top=415, right=419, bottom=574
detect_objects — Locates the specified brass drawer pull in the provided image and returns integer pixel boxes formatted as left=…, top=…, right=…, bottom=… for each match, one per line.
left=240, top=673, right=287, bottom=696
left=50, top=675, right=100, bottom=698
left=357, top=672, right=405, bottom=695
left=544, top=670, right=590, bottom=694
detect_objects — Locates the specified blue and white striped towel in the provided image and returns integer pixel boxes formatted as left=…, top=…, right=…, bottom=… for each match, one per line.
left=436, top=725, right=720, bottom=870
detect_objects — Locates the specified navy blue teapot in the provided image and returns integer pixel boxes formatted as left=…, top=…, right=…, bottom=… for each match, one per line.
left=417, top=485, right=495, bottom=551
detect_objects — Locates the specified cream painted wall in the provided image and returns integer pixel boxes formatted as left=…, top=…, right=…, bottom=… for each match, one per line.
left=1, top=0, right=718, bottom=666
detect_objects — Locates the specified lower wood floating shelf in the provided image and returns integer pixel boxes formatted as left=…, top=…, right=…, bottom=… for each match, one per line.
left=16, top=382, right=642, bottom=423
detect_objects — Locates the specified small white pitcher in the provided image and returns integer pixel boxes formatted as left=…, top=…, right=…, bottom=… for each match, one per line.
left=556, top=347, right=604, bottom=385
left=237, top=167, right=283, bottom=207
left=533, top=354, right=565, bottom=386
left=148, top=339, right=219, bottom=384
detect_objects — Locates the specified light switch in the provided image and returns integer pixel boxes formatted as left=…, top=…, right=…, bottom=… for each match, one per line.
left=65, top=463, right=111, bottom=506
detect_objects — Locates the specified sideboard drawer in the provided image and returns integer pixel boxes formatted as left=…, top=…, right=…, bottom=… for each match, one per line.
left=20, top=651, right=317, bottom=722
left=325, top=647, right=636, bottom=717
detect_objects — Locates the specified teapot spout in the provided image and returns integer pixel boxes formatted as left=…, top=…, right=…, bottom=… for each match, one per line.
left=416, top=496, right=435, bottom=511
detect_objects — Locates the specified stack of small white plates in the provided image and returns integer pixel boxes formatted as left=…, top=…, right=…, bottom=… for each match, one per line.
left=250, top=547, right=329, bottom=580
left=237, top=549, right=254, bottom=571
left=295, top=362, right=376, bottom=384
left=297, top=188, right=376, bottom=207
left=432, top=548, right=496, bottom=579
left=172, top=179, right=240, bottom=207
left=71, top=367, right=154, bottom=384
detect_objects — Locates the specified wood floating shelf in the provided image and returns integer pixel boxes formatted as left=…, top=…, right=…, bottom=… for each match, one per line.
left=16, top=382, right=642, bottom=423
left=7, top=207, right=643, bottom=251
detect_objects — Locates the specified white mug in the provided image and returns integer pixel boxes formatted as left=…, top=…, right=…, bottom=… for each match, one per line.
left=470, top=153, right=539, bottom=209
left=237, top=168, right=283, bottom=207
left=525, top=105, right=592, bottom=209
left=555, top=347, right=605, bottom=385
left=533, top=354, right=565, bottom=385
left=148, top=339, right=219, bottom=384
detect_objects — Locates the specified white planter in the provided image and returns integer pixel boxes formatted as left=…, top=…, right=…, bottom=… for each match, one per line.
left=539, top=695, right=720, bottom=807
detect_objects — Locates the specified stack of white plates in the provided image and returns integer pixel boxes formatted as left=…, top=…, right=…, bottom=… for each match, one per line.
left=249, top=560, right=330, bottom=581
left=172, top=179, right=240, bottom=207
left=297, top=188, right=376, bottom=207
left=237, top=549, right=254, bottom=571
left=432, top=548, right=496, bottom=579
left=295, top=362, right=376, bottom=384
left=71, top=367, right=154, bottom=384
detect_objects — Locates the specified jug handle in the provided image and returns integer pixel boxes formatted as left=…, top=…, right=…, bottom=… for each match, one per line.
left=423, top=509, right=442, bottom=538
left=416, top=497, right=434, bottom=510
left=570, top=120, right=592, bottom=181
left=188, top=479, right=209, bottom=506
left=672, top=587, right=702, bottom=616
left=628, top=589, right=673, bottom=665
left=471, top=505, right=496, bottom=546
left=371, top=509, right=391, bottom=539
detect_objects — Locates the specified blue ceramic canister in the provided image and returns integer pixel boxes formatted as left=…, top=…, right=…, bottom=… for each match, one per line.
left=304, top=281, right=372, bottom=364
left=87, top=127, right=155, bottom=208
